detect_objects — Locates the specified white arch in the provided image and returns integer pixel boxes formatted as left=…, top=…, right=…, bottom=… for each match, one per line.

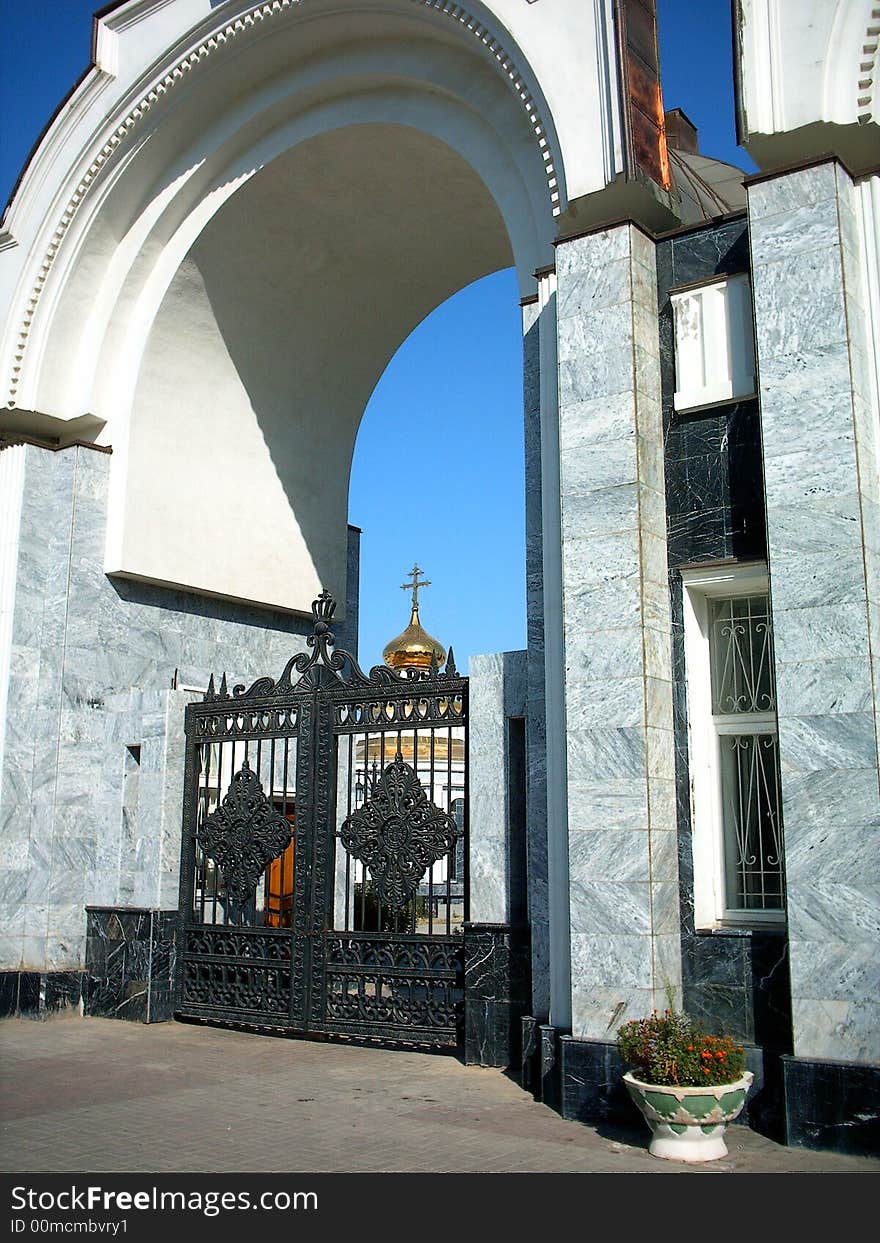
left=75, top=50, right=554, bottom=426
left=0, top=0, right=625, bottom=616
left=1, top=0, right=617, bottom=412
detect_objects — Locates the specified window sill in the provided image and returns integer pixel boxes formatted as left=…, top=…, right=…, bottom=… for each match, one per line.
left=695, top=924, right=787, bottom=938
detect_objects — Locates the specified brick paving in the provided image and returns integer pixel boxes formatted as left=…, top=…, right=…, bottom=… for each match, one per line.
left=1, top=1014, right=876, bottom=1174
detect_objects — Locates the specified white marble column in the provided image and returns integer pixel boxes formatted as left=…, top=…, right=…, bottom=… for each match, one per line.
left=555, top=223, right=680, bottom=1039
left=749, top=160, right=880, bottom=1064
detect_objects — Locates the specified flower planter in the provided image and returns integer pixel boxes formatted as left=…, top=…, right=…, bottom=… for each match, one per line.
left=623, top=1070, right=754, bottom=1163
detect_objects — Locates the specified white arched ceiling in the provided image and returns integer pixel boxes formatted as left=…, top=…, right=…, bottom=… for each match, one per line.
left=116, top=118, right=517, bottom=611
left=0, top=0, right=622, bottom=614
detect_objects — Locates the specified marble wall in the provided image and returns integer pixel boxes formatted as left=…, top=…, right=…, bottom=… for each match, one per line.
left=555, top=223, right=681, bottom=1038
left=463, top=923, right=531, bottom=1068
left=655, top=217, right=793, bottom=1064
left=748, top=160, right=880, bottom=1065
left=0, top=442, right=360, bottom=974
left=84, top=906, right=177, bottom=1023
left=468, top=650, right=527, bottom=924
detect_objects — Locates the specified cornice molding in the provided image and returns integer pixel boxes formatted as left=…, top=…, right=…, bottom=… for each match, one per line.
left=6, top=0, right=561, bottom=408
left=858, top=6, right=880, bottom=124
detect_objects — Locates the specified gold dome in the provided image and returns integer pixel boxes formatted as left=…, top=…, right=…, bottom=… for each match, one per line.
left=383, top=603, right=446, bottom=671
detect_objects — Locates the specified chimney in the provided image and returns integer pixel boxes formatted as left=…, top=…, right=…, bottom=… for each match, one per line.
left=664, top=108, right=699, bottom=154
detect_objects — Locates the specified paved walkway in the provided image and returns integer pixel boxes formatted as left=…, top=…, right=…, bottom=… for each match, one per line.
left=1, top=1014, right=876, bottom=1174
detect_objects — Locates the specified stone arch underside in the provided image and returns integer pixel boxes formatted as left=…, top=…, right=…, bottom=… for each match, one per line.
left=121, top=120, right=519, bottom=612
left=9, top=7, right=558, bottom=616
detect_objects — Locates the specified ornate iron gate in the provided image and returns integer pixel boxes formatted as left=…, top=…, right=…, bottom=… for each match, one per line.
left=175, top=592, right=468, bottom=1048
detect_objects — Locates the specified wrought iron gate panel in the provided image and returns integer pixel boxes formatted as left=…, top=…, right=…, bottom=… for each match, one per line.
left=175, top=592, right=468, bottom=1048
left=323, top=934, right=463, bottom=1040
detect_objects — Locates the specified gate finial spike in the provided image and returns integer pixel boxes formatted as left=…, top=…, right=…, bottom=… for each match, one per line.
left=206, top=673, right=216, bottom=701
left=445, top=646, right=457, bottom=677
left=219, top=672, right=228, bottom=698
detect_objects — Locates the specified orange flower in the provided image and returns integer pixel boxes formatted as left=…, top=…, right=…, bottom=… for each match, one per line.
left=703, top=1067, right=710, bottom=1075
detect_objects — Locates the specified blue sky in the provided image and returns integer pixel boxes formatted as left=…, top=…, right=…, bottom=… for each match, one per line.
left=1, top=0, right=753, bottom=668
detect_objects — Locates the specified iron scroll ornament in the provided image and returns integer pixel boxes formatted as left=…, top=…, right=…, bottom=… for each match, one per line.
left=197, top=759, right=291, bottom=908
left=202, top=590, right=460, bottom=702
left=340, top=754, right=460, bottom=910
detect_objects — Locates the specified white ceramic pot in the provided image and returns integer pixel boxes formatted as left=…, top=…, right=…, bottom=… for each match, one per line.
left=623, top=1070, right=754, bottom=1162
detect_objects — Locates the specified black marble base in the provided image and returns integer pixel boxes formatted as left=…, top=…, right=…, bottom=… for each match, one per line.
left=539, top=1024, right=561, bottom=1113
left=521, top=1015, right=540, bottom=1095
left=463, top=923, right=530, bottom=1068
left=681, top=927, right=792, bottom=1052
left=783, top=1055, right=880, bottom=1157
left=559, top=1037, right=636, bottom=1126
left=84, top=907, right=178, bottom=1023
left=524, top=1032, right=782, bottom=1140
left=0, top=970, right=83, bottom=1018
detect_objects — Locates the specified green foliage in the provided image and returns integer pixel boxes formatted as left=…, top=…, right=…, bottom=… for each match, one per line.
left=617, top=1008, right=746, bottom=1087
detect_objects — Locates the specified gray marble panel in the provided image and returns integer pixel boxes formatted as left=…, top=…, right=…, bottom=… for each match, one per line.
left=560, top=441, right=639, bottom=501
left=565, top=727, right=647, bottom=781
left=566, top=777, right=649, bottom=833
left=788, top=938, right=878, bottom=1004
left=564, top=676, right=645, bottom=729
left=749, top=162, right=839, bottom=219
left=0, top=936, right=24, bottom=968
left=752, top=161, right=880, bottom=1070
left=749, top=194, right=842, bottom=267
left=469, top=650, right=527, bottom=925
left=766, top=548, right=866, bottom=613
left=772, top=602, right=871, bottom=662
left=568, top=980, right=655, bottom=1041
left=558, top=392, right=636, bottom=451
left=563, top=625, right=645, bottom=685
left=1, top=444, right=318, bottom=972
left=560, top=531, right=642, bottom=591
left=568, top=880, right=651, bottom=937
left=789, top=996, right=879, bottom=1066
left=774, top=656, right=873, bottom=716
left=567, top=829, right=649, bottom=883
left=569, top=933, right=653, bottom=990
left=556, top=224, right=679, bottom=1036
left=777, top=712, right=878, bottom=773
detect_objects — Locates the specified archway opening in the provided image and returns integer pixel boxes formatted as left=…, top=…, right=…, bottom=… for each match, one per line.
left=122, top=118, right=535, bottom=620
left=350, top=268, right=526, bottom=668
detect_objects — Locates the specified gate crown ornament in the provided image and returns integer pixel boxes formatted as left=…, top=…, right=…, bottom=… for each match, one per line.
left=340, top=753, right=460, bottom=910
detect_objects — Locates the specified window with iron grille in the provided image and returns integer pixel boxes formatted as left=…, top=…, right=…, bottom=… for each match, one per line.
left=682, top=566, right=786, bottom=926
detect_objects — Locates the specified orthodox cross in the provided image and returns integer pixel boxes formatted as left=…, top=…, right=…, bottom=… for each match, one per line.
left=401, top=563, right=431, bottom=610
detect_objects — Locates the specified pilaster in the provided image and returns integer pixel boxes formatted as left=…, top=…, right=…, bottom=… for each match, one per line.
left=555, top=222, right=680, bottom=1038
left=748, top=160, right=880, bottom=1064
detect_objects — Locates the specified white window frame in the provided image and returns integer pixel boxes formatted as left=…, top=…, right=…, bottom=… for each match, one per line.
left=681, top=562, right=785, bottom=929
left=671, top=272, right=757, bottom=413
